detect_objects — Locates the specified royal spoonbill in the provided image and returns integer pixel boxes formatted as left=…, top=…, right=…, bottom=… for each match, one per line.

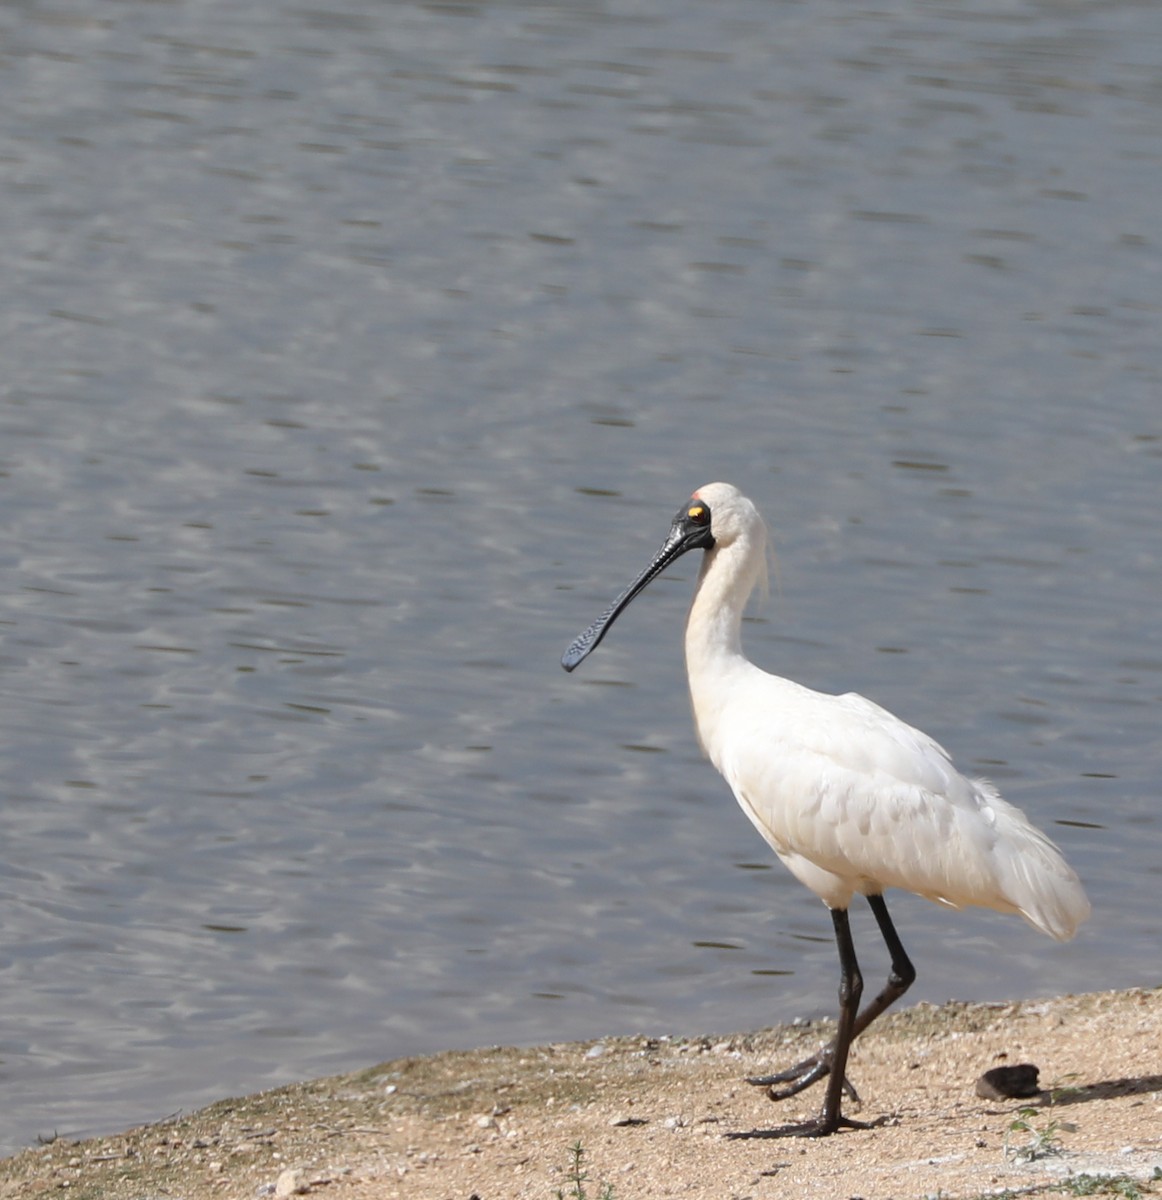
left=561, top=482, right=1089, bottom=1138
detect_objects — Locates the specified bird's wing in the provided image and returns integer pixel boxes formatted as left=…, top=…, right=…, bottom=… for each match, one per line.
left=705, top=676, right=1087, bottom=938
left=712, top=680, right=1004, bottom=898
left=723, top=681, right=962, bottom=797
left=828, top=689, right=960, bottom=794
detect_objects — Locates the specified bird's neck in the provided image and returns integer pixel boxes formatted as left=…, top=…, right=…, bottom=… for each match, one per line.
left=684, top=536, right=762, bottom=679
left=684, top=537, right=763, bottom=758
left=686, top=535, right=768, bottom=758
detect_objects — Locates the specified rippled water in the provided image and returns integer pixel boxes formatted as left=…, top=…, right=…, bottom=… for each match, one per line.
left=0, top=0, right=1159, bottom=1154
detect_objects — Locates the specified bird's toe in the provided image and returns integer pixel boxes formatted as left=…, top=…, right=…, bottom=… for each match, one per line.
left=725, top=1113, right=877, bottom=1140
left=746, top=1052, right=860, bottom=1104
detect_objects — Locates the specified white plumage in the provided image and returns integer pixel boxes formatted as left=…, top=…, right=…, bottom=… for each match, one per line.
left=562, top=481, right=1089, bottom=1138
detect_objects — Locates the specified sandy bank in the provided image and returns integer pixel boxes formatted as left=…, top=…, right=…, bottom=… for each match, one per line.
left=1, top=987, right=1158, bottom=1200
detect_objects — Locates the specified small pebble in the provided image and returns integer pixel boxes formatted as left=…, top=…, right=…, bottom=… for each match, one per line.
left=274, top=1168, right=307, bottom=1197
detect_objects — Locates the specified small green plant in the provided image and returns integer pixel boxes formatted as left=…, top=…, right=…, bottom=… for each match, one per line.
left=1059, top=1171, right=1162, bottom=1199
left=1059, top=1174, right=1151, bottom=1198
left=1003, top=1105, right=1076, bottom=1163
left=555, top=1141, right=615, bottom=1200
left=960, top=1177, right=1158, bottom=1200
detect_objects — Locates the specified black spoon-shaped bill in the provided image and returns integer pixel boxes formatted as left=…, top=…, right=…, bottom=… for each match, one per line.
left=560, top=501, right=715, bottom=672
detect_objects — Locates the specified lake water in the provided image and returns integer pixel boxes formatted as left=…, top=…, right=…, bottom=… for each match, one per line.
left=0, top=0, right=1159, bottom=1155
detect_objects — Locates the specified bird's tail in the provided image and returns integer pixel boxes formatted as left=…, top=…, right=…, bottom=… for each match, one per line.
left=985, top=790, right=1091, bottom=941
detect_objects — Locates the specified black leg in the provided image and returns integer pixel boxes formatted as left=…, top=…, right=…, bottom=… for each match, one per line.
left=742, top=894, right=915, bottom=1107
left=728, top=907, right=872, bottom=1138
left=854, top=893, right=916, bottom=1036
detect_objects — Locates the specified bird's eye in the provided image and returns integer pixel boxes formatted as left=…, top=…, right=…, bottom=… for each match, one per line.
left=686, top=502, right=711, bottom=526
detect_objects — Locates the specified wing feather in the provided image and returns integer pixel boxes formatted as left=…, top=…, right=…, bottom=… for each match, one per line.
left=706, top=672, right=1087, bottom=938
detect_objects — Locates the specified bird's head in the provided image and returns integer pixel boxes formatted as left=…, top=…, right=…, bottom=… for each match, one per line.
left=560, top=481, right=767, bottom=672
left=686, top=482, right=764, bottom=549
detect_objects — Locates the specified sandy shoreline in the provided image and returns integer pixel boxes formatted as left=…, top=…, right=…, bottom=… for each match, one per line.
left=0, top=986, right=1158, bottom=1200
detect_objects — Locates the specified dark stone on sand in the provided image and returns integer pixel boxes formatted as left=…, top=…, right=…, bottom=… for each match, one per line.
left=975, top=1063, right=1041, bottom=1100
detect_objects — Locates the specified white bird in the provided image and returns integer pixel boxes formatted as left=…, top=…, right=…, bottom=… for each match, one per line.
left=561, top=482, right=1089, bottom=1138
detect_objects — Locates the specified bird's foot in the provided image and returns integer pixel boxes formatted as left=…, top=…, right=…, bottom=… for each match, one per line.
left=725, top=1113, right=878, bottom=1140
left=746, top=1050, right=860, bottom=1104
